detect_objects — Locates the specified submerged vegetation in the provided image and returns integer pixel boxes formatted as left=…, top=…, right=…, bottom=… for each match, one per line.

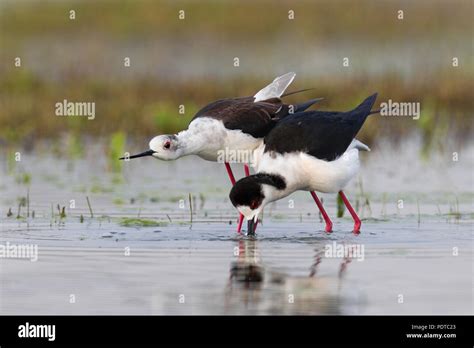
left=119, top=218, right=168, bottom=227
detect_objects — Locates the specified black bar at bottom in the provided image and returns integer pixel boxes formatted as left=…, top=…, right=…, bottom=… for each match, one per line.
left=0, top=315, right=471, bottom=346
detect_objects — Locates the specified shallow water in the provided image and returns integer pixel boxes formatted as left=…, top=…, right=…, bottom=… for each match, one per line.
left=0, top=216, right=471, bottom=315
left=0, top=141, right=473, bottom=315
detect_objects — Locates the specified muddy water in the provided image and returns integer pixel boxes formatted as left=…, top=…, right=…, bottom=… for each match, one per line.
left=0, top=141, right=472, bottom=314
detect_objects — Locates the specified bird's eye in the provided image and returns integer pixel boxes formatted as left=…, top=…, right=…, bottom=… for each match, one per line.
left=163, top=141, right=171, bottom=149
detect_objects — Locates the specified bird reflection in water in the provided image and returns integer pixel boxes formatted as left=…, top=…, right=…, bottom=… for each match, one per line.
left=224, top=238, right=357, bottom=314
left=309, top=248, right=325, bottom=277
left=229, top=238, right=264, bottom=286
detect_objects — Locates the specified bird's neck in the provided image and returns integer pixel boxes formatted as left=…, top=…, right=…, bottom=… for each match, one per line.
left=252, top=173, right=290, bottom=204
left=175, top=128, right=208, bottom=157
left=262, top=183, right=292, bottom=204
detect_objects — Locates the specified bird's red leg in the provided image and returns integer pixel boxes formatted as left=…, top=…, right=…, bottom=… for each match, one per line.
left=224, top=162, right=236, bottom=185
left=244, top=163, right=250, bottom=177
left=338, top=191, right=361, bottom=234
left=236, top=164, right=252, bottom=233
left=310, top=191, right=333, bottom=233
left=236, top=214, right=244, bottom=234
left=225, top=162, right=243, bottom=234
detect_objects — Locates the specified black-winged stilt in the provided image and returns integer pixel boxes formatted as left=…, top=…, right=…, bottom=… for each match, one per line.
left=120, top=72, right=323, bottom=233
left=229, top=93, right=379, bottom=235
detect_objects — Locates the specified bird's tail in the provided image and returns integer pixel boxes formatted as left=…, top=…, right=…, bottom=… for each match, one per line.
left=352, top=93, right=378, bottom=117
left=344, top=93, right=378, bottom=140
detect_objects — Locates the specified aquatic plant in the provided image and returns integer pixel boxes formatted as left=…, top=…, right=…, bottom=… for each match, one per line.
left=109, top=132, right=126, bottom=173
left=337, top=194, right=344, bottom=218
left=86, top=196, right=94, bottom=218
left=119, top=218, right=167, bottom=227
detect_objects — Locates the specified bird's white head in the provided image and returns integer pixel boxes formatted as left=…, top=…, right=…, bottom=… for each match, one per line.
left=148, top=135, right=181, bottom=160
left=229, top=173, right=287, bottom=233
left=119, top=134, right=181, bottom=162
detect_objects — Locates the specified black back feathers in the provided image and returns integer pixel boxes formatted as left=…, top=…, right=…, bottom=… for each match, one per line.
left=263, top=93, right=378, bottom=161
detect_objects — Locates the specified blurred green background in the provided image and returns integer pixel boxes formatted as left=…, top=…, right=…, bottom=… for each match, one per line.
left=0, top=0, right=472, bottom=154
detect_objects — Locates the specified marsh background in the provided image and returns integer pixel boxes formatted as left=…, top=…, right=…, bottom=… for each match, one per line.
left=0, top=0, right=472, bottom=315
left=1, top=0, right=472, bottom=147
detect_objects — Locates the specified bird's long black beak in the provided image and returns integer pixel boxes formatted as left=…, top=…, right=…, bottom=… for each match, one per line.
left=119, top=150, right=155, bottom=160
left=247, top=219, right=256, bottom=236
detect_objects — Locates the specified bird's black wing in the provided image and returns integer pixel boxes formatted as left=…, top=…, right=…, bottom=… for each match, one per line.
left=191, top=97, right=282, bottom=138
left=264, top=94, right=377, bottom=161
left=192, top=97, right=253, bottom=120
left=191, top=95, right=323, bottom=139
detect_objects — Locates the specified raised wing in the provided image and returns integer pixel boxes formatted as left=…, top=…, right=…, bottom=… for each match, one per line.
left=253, top=72, right=296, bottom=102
